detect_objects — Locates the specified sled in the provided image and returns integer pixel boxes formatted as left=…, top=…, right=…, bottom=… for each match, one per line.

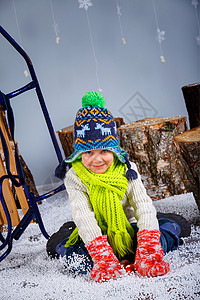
left=0, top=26, right=65, bottom=262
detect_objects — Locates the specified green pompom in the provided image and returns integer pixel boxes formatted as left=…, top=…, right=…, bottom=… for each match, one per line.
left=82, top=91, right=105, bottom=108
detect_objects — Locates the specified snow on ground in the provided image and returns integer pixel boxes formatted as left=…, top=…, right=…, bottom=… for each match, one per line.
left=0, top=188, right=200, bottom=300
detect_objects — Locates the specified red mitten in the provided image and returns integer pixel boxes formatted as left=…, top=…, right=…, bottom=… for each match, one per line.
left=133, top=229, right=170, bottom=277
left=85, top=235, right=122, bottom=282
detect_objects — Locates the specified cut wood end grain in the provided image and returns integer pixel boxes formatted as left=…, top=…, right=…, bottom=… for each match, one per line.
left=119, top=116, right=187, bottom=130
left=58, top=125, right=74, bottom=133
left=182, top=82, right=200, bottom=89
left=173, top=126, right=200, bottom=143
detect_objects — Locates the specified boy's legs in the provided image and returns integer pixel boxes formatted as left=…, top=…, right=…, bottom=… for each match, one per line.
left=46, top=222, right=93, bottom=275
left=47, top=213, right=190, bottom=274
left=46, top=221, right=76, bottom=259
left=130, top=220, right=180, bottom=255
left=158, top=219, right=181, bottom=254
left=130, top=212, right=191, bottom=255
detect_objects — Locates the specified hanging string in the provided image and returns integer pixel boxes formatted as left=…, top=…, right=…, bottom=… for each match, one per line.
left=86, top=10, right=101, bottom=92
left=12, top=0, right=29, bottom=77
left=192, top=0, right=200, bottom=45
left=78, top=0, right=102, bottom=92
left=50, top=0, right=60, bottom=44
left=152, top=0, right=166, bottom=63
left=116, top=0, right=126, bottom=44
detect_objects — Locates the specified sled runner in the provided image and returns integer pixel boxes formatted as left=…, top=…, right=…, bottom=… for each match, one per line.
left=0, top=26, right=65, bottom=262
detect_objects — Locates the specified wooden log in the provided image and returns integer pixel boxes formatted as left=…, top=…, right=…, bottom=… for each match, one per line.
left=113, top=117, right=125, bottom=128
left=118, top=116, right=194, bottom=200
left=182, top=83, right=200, bottom=129
left=173, top=126, right=200, bottom=211
left=58, top=117, right=125, bottom=158
left=57, top=125, right=74, bottom=158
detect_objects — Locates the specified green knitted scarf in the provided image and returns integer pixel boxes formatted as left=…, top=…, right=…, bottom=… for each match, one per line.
left=65, top=157, right=135, bottom=259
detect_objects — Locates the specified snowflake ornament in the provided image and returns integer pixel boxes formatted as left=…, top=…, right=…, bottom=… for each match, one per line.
left=156, top=28, right=165, bottom=44
left=192, top=0, right=199, bottom=8
left=117, top=4, right=122, bottom=16
left=116, top=0, right=126, bottom=44
left=78, top=0, right=93, bottom=11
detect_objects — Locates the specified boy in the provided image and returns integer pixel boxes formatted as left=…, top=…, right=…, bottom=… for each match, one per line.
left=47, top=91, right=190, bottom=282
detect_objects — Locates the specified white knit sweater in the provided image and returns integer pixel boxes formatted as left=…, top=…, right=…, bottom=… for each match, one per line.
left=64, top=162, right=159, bottom=244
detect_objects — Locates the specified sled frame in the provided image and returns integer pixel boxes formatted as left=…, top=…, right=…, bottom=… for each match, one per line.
left=0, top=26, right=65, bottom=262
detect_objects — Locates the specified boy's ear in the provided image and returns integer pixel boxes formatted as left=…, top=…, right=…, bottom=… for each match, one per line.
left=77, top=154, right=82, bottom=160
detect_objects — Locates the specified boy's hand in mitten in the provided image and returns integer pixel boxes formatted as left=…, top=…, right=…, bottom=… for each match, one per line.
left=133, top=229, right=170, bottom=277
left=85, top=235, right=122, bottom=282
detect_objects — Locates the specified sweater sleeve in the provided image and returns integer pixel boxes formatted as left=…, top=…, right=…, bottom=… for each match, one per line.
left=64, top=168, right=102, bottom=244
left=126, top=162, right=159, bottom=231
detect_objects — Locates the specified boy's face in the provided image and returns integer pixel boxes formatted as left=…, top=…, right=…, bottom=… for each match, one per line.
left=81, top=149, right=114, bottom=173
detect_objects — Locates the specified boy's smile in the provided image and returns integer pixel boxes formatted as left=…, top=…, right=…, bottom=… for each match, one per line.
left=81, top=149, right=114, bottom=173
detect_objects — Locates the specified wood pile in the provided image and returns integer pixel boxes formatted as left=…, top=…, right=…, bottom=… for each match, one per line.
left=58, top=113, right=199, bottom=211
left=118, top=116, right=193, bottom=200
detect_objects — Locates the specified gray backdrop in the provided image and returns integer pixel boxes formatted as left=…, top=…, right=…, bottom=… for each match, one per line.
left=0, top=0, right=199, bottom=186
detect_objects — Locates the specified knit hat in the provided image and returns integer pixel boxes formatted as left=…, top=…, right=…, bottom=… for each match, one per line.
left=55, top=91, right=137, bottom=180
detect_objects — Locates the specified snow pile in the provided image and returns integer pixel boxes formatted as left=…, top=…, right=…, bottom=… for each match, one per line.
left=0, top=190, right=200, bottom=300
left=153, top=193, right=200, bottom=225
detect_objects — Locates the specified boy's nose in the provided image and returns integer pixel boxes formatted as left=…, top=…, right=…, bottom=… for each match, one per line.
left=93, top=154, right=102, bottom=162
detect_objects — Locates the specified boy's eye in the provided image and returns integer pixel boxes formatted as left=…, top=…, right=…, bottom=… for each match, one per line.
left=102, top=149, right=108, bottom=153
left=85, top=151, right=92, bottom=155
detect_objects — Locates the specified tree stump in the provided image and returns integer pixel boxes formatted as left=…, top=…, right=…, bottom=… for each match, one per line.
left=57, top=125, right=74, bottom=158
left=58, top=117, right=125, bottom=158
left=118, top=116, right=193, bottom=200
left=182, top=83, right=200, bottom=129
left=173, top=126, right=200, bottom=211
